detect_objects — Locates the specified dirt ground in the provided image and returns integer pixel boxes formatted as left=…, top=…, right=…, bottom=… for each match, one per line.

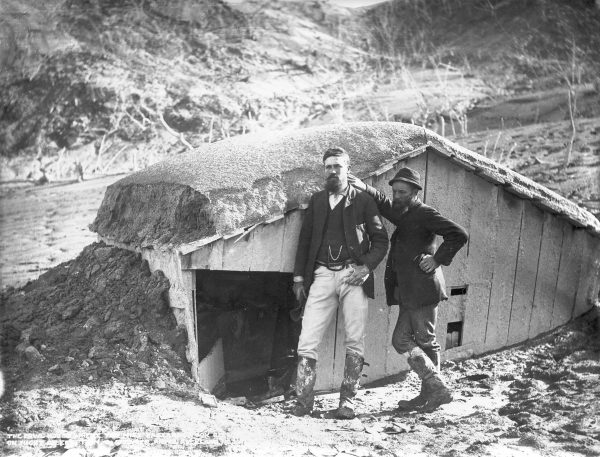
left=2, top=252, right=600, bottom=457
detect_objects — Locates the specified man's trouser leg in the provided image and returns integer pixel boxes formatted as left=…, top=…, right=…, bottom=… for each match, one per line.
left=335, top=266, right=369, bottom=419
left=292, top=266, right=339, bottom=416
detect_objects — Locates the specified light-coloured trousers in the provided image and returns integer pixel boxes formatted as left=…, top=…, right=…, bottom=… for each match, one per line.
left=297, top=265, right=369, bottom=361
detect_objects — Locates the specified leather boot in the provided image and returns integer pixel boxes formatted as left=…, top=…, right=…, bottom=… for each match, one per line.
left=407, top=347, right=452, bottom=413
left=424, top=348, right=440, bottom=372
left=396, top=381, right=427, bottom=411
left=397, top=348, right=439, bottom=411
left=289, top=356, right=317, bottom=416
left=336, top=352, right=364, bottom=419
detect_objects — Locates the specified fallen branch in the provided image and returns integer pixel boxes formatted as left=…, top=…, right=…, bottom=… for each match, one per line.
left=159, top=112, right=194, bottom=150
left=101, top=145, right=129, bottom=174
left=124, top=111, right=146, bottom=130
left=563, top=37, right=578, bottom=169
left=563, top=83, right=577, bottom=169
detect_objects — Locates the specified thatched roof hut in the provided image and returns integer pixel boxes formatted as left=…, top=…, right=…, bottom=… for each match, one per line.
left=92, top=122, right=600, bottom=393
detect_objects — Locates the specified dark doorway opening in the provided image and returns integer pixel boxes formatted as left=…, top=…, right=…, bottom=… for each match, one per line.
left=195, top=270, right=300, bottom=399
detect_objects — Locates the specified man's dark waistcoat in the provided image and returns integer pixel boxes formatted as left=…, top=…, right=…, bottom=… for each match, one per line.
left=364, top=185, right=468, bottom=308
left=294, top=186, right=389, bottom=299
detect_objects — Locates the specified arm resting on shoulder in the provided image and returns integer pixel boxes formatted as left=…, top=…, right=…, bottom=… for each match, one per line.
left=360, top=196, right=389, bottom=271
left=363, top=184, right=394, bottom=221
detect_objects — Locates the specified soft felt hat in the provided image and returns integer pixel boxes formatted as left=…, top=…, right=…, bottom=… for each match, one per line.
left=388, top=167, right=422, bottom=190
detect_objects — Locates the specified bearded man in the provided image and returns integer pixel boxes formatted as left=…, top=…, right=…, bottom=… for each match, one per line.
left=290, top=147, right=389, bottom=419
left=349, top=167, right=468, bottom=412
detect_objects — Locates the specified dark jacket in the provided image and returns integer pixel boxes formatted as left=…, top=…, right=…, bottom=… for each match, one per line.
left=294, top=186, right=389, bottom=299
left=364, top=184, right=468, bottom=308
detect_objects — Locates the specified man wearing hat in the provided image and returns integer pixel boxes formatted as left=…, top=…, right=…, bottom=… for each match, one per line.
left=290, top=147, right=389, bottom=418
left=349, top=167, right=468, bottom=412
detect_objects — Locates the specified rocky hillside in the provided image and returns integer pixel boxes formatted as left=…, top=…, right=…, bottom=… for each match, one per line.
left=2, top=0, right=599, bottom=188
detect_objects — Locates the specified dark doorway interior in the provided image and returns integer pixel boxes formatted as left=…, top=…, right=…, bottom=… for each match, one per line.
left=195, top=270, right=300, bottom=398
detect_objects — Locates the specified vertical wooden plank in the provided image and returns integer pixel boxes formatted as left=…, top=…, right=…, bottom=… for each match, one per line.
left=552, top=222, right=584, bottom=328
left=222, top=231, right=254, bottom=271
left=361, top=265, right=390, bottom=385
left=365, top=159, right=405, bottom=193
left=248, top=218, right=285, bottom=271
left=453, top=174, right=498, bottom=353
left=422, top=152, right=471, bottom=288
left=281, top=210, right=303, bottom=272
left=574, top=234, right=600, bottom=317
left=528, top=213, right=563, bottom=338
left=507, top=202, right=544, bottom=345
left=188, top=239, right=224, bottom=270
left=197, top=338, right=225, bottom=392
left=484, top=189, right=522, bottom=351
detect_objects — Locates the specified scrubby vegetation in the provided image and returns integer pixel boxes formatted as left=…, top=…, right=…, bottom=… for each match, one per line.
left=2, top=0, right=599, bottom=184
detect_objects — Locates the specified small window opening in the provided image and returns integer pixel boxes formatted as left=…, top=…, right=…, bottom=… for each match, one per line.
left=450, top=285, right=468, bottom=296
left=446, top=321, right=463, bottom=349
left=195, top=270, right=300, bottom=399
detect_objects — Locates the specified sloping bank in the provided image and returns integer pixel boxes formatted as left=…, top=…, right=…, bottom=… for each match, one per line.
left=0, top=243, right=191, bottom=398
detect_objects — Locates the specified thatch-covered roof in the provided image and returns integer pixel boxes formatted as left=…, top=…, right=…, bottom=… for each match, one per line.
left=90, top=122, right=600, bottom=250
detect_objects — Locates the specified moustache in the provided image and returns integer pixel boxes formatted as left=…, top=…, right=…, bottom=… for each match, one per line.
left=327, top=174, right=340, bottom=180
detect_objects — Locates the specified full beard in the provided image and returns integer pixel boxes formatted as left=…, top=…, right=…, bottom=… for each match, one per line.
left=392, top=200, right=409, bottom=211
left=325, top=175, right=343, bottom=192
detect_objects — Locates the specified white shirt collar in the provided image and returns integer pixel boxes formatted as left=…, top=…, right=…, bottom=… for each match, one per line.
left=328, top=185, right=348, bottom=209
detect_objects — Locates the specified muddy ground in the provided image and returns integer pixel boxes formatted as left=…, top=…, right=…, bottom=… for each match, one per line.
left=1, top=243, right=599, bottom=457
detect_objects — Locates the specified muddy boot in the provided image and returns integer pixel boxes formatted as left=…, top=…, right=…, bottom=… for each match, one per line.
left=289, top=356, right=317, bottom=416
left=397, top=348, right=439, bottom=411
left=407, top=347, right=452, bottom=413
left=396, top=381, right=427, bottom=411
left=420, top=376, right=453, bottom=413
left=424, top=348, right=441, bottom=372
left=336, top=352, right=364, bottom=419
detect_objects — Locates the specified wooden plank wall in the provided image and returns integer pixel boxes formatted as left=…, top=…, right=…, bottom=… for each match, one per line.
left=420, top=151, right=598, bottom=356
left=506, top=202, right=544, bottom=345
left=460, top=171, right=498, bottom=352
left=528, top=214, right=563, bottom=338
left=484, top=190, right=523, bottom=351
left=552, top=222, right=584, bottom=328
left=574, top=233, right=600, bottom=316
left=142, top=248, right=200, bottom=382
left=424, top=152, right=471, bottom=351
left=182, top=148, right=600, bottom=392
left=185, top=214, right=299, bottom=272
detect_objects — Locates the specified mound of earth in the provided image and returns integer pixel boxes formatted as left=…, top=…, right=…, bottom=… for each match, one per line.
left=0, top=242, right=193, bottom=428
